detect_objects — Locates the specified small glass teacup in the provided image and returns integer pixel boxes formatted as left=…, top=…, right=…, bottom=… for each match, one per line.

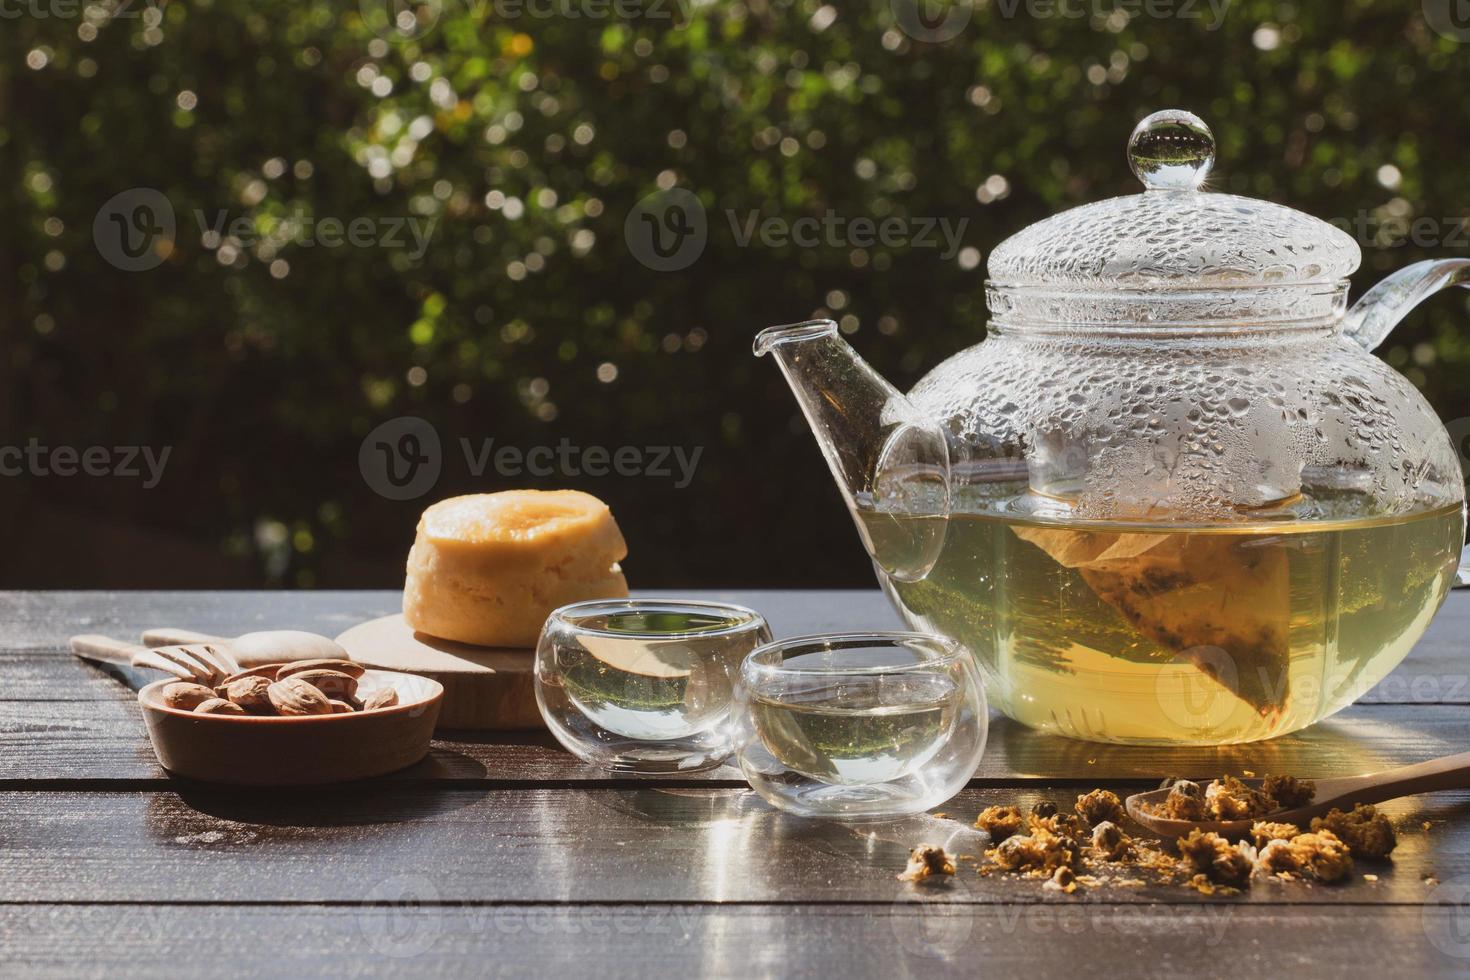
left=535, top=599, right=772, bottom=774
left=736, top=632, right=987, bottom=819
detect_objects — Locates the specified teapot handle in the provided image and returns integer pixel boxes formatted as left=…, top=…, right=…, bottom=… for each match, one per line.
left=1341, top=258, right=1470, bottom=352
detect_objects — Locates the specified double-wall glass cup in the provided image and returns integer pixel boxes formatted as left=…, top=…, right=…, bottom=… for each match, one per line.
left=535, top=599, right=772, bottom=774
left=737, top=632, right=987, bottom=819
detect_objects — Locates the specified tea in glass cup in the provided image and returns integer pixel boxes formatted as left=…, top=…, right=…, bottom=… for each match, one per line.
left=535, top=599, right=772, bottom=774
left=737, top=632, right=987, bottom=819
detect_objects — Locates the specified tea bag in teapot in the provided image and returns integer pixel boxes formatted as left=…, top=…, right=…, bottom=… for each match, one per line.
left=1010, top=525, right=1289, bottom=718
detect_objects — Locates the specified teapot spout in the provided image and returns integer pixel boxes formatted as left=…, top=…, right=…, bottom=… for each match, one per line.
left=1342, top=258, right=1470, bottom=351
left=754, top=320, right=950, bottom=582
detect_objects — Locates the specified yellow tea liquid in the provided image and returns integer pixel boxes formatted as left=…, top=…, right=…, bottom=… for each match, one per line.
left=860, top=500, right=1463, bottom=744
left=747, top=674, right=961, bottom=785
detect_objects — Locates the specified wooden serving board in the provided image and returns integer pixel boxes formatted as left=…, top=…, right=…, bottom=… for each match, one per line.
left=334, top=614, right=541, bottom=731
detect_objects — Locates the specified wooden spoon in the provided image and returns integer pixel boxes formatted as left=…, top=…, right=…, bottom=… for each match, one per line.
left=70, top=635, right=240, bottom=685
left=1126, top=750, right=1470, bottom=838
left=140, top=628, right=348, bottom=667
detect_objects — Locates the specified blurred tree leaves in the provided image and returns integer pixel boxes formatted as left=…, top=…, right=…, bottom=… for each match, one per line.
left=3, top=0, right=1468, bottom=586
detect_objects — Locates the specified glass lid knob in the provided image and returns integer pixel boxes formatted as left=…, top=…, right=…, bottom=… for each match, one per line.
left=1127, top=109, right=1215, bottom=191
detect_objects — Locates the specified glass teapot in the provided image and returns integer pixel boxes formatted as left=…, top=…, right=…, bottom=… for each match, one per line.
left=755, top=110, right=1468, bottom=746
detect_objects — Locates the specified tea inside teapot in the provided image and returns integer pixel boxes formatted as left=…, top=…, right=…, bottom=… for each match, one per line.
left=862, top=485, right=1461, bottom=742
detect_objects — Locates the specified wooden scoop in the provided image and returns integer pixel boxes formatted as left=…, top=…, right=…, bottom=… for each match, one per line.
left=70, top=635, right=240, bottom=686
left=140, top=628, right=348, bottom=667
left=1125, top=750, right=1470, bottom=838
left=71, top=629, right=349, bottom=688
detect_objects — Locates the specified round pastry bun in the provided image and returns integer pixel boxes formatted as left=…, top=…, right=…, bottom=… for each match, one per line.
left=403, top=490, right=629, bottom=648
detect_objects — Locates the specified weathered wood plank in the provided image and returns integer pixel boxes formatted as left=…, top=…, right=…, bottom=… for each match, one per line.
left=0, top=590, right=901, bottom=654
left=1, top=904, right=1466, bottom=980
left=0, top=591, right=404, bottom=653
left=4, top=696, right=1470, bottom=786
left=0, top=785, right=1458, bottom=905
left=4, top=591, right=1470, bottom=980
left=983, top=702, right=1470, bottom=783
left=4, top=590, right=1467, bottom=706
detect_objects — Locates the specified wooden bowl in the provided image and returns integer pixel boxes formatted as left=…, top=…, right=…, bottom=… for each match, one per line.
left=138, top=669, right=443, bottom=785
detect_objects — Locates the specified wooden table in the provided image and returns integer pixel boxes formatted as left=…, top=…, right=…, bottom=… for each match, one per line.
left=4, top=589, right=1470, bottom=977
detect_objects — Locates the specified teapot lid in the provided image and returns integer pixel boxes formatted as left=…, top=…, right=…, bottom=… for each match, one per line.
left=986, top=110, right=1361, bottom=329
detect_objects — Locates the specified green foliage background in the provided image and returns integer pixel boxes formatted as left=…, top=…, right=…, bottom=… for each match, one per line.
left=3, top=0, right=1468, bottom=587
